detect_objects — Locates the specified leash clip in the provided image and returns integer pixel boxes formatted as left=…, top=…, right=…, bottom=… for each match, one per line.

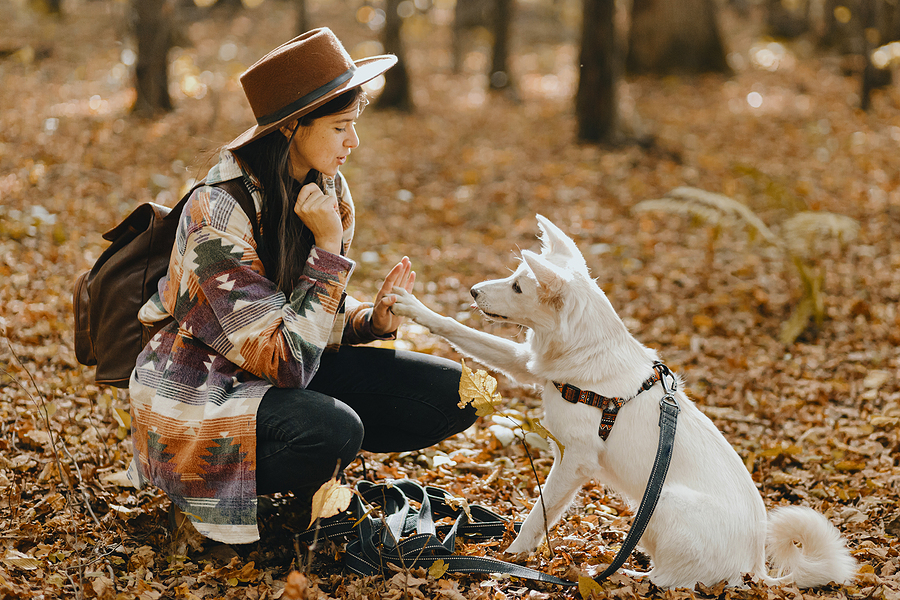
left=653, top=362, right=680, bottom=414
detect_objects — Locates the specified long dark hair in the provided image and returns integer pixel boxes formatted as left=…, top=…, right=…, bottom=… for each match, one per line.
left=234, top=87, right=366, bottom=294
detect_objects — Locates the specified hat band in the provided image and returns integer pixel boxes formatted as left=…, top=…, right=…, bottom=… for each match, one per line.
left=256, top=66, right=357, bottom=127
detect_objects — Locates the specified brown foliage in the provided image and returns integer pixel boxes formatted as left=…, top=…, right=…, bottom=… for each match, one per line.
left=1, top=1, right=899, bottom=599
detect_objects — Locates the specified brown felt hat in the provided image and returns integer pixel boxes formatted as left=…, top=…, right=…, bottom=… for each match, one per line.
left=226, top=27, right=397, bottom=150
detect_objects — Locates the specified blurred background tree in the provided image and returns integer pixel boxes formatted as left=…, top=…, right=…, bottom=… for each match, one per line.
left=130, top=0, right=176, bottom=116
left=375, top=0, right=414, bottom=111
left=295, top=0, right=310, bottom=36
left=627, top=0, right=730, bottom=75
left=17, top=0, right=900, bottom=125
left=576, top=0, right=618, bottom=143
left=488, top=0, right=515, bottom=93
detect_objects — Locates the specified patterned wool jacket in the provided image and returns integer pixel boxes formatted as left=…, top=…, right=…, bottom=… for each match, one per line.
left=128, top=150, right=382, bottom=543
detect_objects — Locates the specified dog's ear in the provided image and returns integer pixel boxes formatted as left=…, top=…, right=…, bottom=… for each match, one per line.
left=522, top=249, right=567, bottom=308
left=535, top=214, right=586, bottom=268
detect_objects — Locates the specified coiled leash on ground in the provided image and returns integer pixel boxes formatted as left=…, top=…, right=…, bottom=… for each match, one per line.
left=296, top=364, right=679, bottom=587
left=296, top=478, right=573, bottom=585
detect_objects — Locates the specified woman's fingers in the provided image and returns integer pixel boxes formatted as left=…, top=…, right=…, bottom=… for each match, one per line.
left=372, top=258, right=414, bottom=335
left=294, top=183, right=343, bottom=253
left=380, top=257, right=411, bottom=296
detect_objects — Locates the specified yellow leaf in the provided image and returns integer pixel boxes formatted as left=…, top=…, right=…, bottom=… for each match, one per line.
left=531, top=418, right=565, bottom=459
left=309, top=477, right=354, bottom=528
left=834, top=460, right=866, bottom=473
left=458, top=359, right=502, bottom=416
left=428, top=558, right=449, bottom=579
left=871, top=415, right=899, bottom=428
left=578, top=575, right=603, bottom=599
left=113, top=407, right=132, bottom=430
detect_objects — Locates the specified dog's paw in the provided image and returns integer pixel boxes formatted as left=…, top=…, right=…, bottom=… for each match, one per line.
left=390, top=287, right=430, bottom=320
left=621, top=568, right=650, bottom=580
left=504, top=538, right=536, bottom=555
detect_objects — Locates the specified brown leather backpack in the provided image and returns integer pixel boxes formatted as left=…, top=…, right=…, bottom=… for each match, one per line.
left=73, top=178, right=257, bottom=387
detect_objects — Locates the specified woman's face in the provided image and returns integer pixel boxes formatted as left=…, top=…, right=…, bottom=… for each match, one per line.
left=285, top=105, right=360, bottom=179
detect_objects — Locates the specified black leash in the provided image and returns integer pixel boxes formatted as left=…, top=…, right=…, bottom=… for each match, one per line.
left=593, top=362, right=680, bottom=583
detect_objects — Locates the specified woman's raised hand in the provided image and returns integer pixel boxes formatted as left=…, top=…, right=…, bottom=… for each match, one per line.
left=293, top=182, right=344, bottom=255
left=372, top=256, right=415, bottom=337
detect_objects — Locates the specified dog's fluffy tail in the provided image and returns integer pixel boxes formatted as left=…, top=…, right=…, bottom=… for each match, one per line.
left=764, top=506, right=857, bottom=588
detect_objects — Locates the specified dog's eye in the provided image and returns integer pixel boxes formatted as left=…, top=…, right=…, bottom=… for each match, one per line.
left=512, top=280, right=522, bottom=294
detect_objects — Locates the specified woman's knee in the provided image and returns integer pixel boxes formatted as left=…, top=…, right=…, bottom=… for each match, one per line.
left=257, top=387, right=364, bottom=468
left=326, top=404, right=365, bottom=467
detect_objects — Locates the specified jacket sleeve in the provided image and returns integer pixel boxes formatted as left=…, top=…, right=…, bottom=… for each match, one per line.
left=159, top=186, right=354, bottom=388
left=341, top=296, right=397, bottom=346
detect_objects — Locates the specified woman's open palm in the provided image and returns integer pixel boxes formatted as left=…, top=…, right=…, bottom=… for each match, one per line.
left=372, top=256, right=415, bottom=336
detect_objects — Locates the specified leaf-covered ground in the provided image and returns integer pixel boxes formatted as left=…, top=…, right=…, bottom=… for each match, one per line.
left=1, top=0, right=899, bottom=598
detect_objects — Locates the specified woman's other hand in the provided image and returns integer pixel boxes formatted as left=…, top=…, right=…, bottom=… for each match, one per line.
left=372, top=256, right=415, bottom=337
left=293, top=182, right=343, bottom=254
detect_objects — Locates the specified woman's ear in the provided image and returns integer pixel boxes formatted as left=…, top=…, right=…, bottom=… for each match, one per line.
left=279, top=121, right=298, bottom=138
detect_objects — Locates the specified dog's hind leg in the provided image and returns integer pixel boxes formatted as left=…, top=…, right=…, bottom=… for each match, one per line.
left=505, top=453, right=589, bottom=554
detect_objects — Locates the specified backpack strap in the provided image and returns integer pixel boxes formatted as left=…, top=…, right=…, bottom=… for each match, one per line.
left=213, top=177, right=260, bottom=246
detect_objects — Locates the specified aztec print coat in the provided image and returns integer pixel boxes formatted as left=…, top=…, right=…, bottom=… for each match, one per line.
left=127, top=150, right=383, bottom=543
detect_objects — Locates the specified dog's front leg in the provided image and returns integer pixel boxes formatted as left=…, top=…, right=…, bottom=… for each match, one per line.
left=505, top=453, right=587, bottom=554
left=391, top=287, right=538, bottom=384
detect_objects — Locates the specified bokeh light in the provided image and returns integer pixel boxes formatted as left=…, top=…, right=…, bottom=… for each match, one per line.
left=747, top=91, right=763, bottom=108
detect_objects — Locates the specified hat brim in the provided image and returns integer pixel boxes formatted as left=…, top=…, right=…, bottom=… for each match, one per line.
left=226, top=54, right=398, bottom=151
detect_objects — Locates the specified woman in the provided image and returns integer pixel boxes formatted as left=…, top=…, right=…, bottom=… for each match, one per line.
left=127, top=28, right=477, bottom=544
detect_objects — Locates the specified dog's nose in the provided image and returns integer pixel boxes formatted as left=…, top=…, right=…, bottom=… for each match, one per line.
left=470, top=288, right=480, bottom=300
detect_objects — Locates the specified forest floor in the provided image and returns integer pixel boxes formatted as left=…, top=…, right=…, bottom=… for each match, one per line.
left=1, top=0, right=900, bottom=598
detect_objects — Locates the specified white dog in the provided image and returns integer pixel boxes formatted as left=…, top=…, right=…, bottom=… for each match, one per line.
left=391, top=215, right=856, bottom=589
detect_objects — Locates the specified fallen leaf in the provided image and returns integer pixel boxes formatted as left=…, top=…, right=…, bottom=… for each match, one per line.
left=113, top=407, right=132, bottom=429
left=428, top=558, right=449, bottom=579
left=282, top=571, right=308, bottom=600
left=100, top=469, right=135, bottom=487
left=444, top=493, right=474, bottom=523
left=578, top=574, right=603, bottom=599
left=308, top=477, right=354, bottom=528
left=3, top=550, right=40, bottom=570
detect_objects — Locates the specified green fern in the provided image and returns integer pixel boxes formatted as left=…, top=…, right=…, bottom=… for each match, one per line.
left=633, top=186, right=859, bottom=345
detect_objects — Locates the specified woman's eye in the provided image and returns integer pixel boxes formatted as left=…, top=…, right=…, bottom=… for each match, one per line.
left=512, top=281, right=522, bottom=294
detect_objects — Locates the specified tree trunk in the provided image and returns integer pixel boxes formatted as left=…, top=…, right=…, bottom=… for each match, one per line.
left=766, top=0, right=810, bottom=38
left=626, top=0, right=730, bottom=75
left=821, top=0, right=863, bottom=52
left=131, top=0, right=174, bottom=116
left=860, top=0, right=899, bottom=110
left=576, top=0, right=618, bottom=143
left=295, top=0, right=310, bottom=35
left=374, top=0, right=413, bottom=111
left=213, top=0, right=243, bottom=12
left=489, top=0, right=513, bottom=90
left=452, top=0, right=492, bottom=73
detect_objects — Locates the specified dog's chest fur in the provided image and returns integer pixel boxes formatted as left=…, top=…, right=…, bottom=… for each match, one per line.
left=537, top=375, right=669, bottom=495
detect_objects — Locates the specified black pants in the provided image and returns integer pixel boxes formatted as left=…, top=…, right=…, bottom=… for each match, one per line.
left=254, top=346, right=477, bottom=497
